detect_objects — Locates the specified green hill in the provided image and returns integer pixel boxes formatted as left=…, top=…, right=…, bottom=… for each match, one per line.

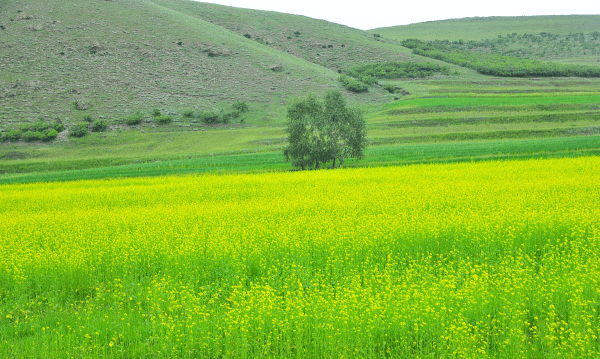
left=0, top=0, right=394, bottom=124
left=372, top=15, right=600, bottom=41
left=150, top=0, right=420, bottom=71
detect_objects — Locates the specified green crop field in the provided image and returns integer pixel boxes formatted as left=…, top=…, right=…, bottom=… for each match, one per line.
left=2, top=157, right=600, bottom=357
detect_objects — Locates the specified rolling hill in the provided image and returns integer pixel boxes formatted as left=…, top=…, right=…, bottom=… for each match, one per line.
left=372, top=15, right=600, bottom=41
left=0, top=0, right=399, bottom=124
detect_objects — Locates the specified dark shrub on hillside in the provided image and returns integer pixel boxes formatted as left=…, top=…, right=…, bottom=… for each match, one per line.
left=198, top=111, right=221, bottom=124
left=83, top=114, right=93, bottom=123
left=69, top=123, right=89, bottom=137
left=383, top=84, right=398, bottom=94
left=91, top=120, right=108, bottom=132
left=338, top=75, right=369, bottom=93
left=22, top=131, right=43, bottom=142
left=152, top=109, right=162, bottom=117
left=155, top=115, right=173, bottom=125
left=42, top=129, right=58, bottom=141
left=126, top=111, right=144, bottom=126
left=232, top=100, right=249, bottom=113
left=5, top=130, right=23, bottom=142
left=51, top=119, right=65, bottom=133
left=183, top=109, right=194, bottom=118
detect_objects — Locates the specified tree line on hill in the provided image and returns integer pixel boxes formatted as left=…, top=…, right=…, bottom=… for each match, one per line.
left=338, top=61, right=451, bottom=93
left=402, top=39, right=600, bottom=78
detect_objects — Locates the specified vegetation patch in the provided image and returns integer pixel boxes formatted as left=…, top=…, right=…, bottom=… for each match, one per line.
left=402, top=39, right=600, bottom=77
left=338, top=75, right=369, bottom=93
left=345, top=61, right=450, bottom=80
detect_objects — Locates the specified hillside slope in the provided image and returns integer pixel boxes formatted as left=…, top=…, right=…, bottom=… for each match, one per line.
left=0, top=0, right=390, bottom=123
left=372, top=15, right=600, bottom=41
left=151, top=0, right=419, bottom=71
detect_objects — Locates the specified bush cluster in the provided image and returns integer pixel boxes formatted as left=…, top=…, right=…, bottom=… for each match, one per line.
left=69, top=123, right=89, bottom=138
left=194, top=100, right=250, bottom=124
left=402, top=38, right=600, bottom=78
left=155, top=115, right=173, bottom=125
left=0, top=119, right=64, bottom=142
left=126, top=111, right=144, bottom=126
left=91, top=120, right=108, bottom=132
left=346, top=61, right=451, bottom=80
left=338, top=75, right=369, bottom=93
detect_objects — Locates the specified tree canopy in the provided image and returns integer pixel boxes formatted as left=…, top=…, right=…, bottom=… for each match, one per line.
left=283, top=91, right=367, bottom=170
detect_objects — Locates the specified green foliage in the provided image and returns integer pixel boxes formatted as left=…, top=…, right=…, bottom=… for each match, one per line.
left=91, top=120, right=108, bottom=132
left=346, top=61, right=451, bottom=80
left=83, top=114, right=93, bottom=123
left=243, top=33, right=252, bottom=39
left=51, top=119, right=65, bottom=133
left=42, top=129, right=58, bottom=141
left=152, top=109, right=162, bottom=117
left=155, top=115, right=173, bottom=125
left=283, top=90, right=367, bottom=170
left=69, top=123, right=89, bottom=138
left=232, top=100, right=249, bottom=113
left=383, top=84, right=398, bottom=94
left=3, top=121, right=62, bottom=142
left=182, top=109, right=194, bottom=118
left=338, top=75, right=369, bottom=93
left=198, top=111, right=221, bottom=124
left=22, top=131, right=43, bottom=142
left=126, top=111, right=144, bottom=126
left=17, top=123, right=31, bottom=132
left=402, top=38, right=600, bottom=77
left=4, top=130, right=22, bottom=142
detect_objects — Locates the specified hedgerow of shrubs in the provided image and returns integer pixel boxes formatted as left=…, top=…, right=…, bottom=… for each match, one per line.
left=155, top=115, right=173, bottom=125
left=402, top=38, right=600, bottom=78
left=0, top=119, right=64, bottom=142
left=196, top=100, right=250, bottom=124
left=346, top=61, right=451, bottom=79
left=338, top=75, right=369, bottom=93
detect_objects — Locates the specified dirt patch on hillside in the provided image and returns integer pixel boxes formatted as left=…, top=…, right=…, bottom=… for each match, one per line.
left=2, top=151, right=29, bottom=160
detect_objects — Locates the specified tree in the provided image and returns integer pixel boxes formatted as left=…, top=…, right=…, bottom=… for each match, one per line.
left=283, top=91, right=367, bottom=170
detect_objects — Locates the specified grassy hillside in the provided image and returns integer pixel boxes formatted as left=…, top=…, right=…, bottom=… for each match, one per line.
left=151, top=0, right=419, bottom=70
left=0, top=0, right=392, bottom=124
left=372, top=15, right=600, bottom=41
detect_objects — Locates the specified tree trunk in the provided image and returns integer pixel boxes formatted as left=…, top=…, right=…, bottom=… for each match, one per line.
left=315, top=160, right=320, bottom=169
left=332, top=156, right=336, bottom=169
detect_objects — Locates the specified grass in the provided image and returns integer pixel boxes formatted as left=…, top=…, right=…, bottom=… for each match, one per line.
left=2, top=136, right=598, bottom=184
left=372, top=15, right=600, bottom=41
left=0, top=0, right=391, bottom=123
left=388, top=94, right=600, bottom=108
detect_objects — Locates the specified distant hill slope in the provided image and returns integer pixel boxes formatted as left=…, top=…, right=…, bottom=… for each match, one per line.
left=372, top=15, right=600, bottom=41
left=0, top=0, right=390, bottom=123
left=151, top=0, right=418, bottom=71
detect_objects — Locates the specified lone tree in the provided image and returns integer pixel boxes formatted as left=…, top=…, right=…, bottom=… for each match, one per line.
left=283, top=90, right=367, bottom=170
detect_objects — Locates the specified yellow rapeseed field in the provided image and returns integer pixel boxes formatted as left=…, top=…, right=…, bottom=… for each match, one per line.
left=1, top=157, right=599, bottom=358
